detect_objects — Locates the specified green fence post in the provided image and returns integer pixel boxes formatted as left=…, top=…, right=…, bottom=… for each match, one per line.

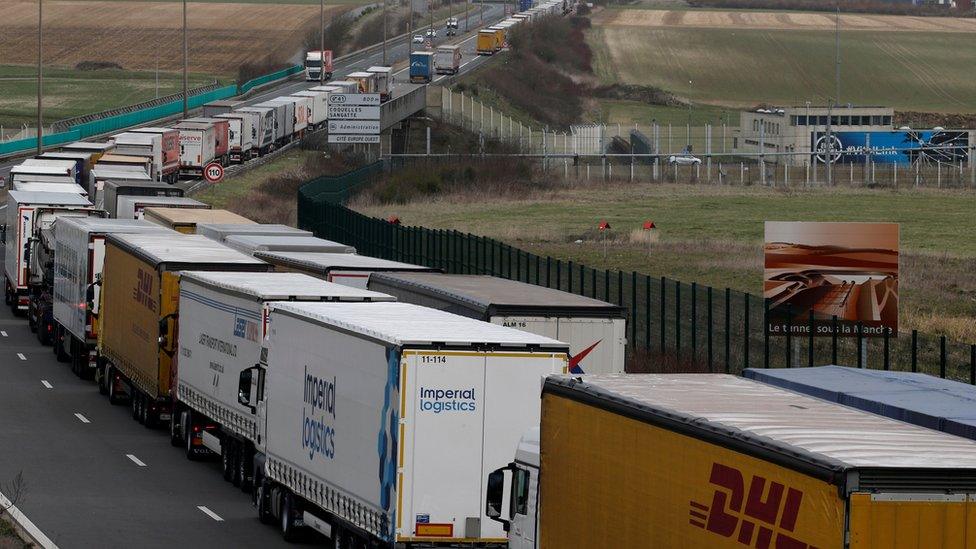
left=724, top=288, right=731, bottom=374
left=661, top=277, right=667, bottom=356
left=744, top=294, right=750, bottom=371
left=618, top=271, right=623, bottom=308
left=691, top=282, right=697, bottom=365
left=707, top=286, right=713, bottom=372
left=645, top=275, right=652, bottom=351
left=605, top=270, right=611, bottom=302
left=568, top=261, right=574, bottom=293
left=631, top=271, right=637, bottom=351
left=556, top=260, right=562, bottom=290
left=675, top=280, right=681, bottom=365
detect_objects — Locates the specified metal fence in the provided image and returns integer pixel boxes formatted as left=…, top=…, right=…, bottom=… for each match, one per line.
left=297, top=165, right=976, bottom=382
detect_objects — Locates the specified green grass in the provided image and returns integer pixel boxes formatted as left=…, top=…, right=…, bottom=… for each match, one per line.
left=589, top=26, right=976, bottom=112
left=194, top=149, right=312, bottom=209
left=353, top=184, right=976, bottom=339
left=597, top=100, right=736, bottom=126
left=0, top=65, right=216, bottom=128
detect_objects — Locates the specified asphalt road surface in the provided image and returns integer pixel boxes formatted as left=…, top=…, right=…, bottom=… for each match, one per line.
left=0, top=262, right=310, bottom=548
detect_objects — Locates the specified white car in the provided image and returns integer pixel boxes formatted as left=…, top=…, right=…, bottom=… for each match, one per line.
left=412, top=34, right=424, bottom=44
left=425, top=29, right=437, bottom=38
left=668, top=154, right=702, bottom=165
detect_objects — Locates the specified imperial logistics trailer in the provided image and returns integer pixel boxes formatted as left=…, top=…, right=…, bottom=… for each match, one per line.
left=96, top=233, right=271, bottom=423
left=172, top=272, right=394, bottom=487
left=51, top=218, right=172, bottom=379
left=523, top=374, right=976, bottom=549
left=4, top=191, right=95, bottom=314
left=368, top=273, right=626, bottom=374
left=235, top=301, right=570, bottom=544
left=253, top=251, right=438, bottom=289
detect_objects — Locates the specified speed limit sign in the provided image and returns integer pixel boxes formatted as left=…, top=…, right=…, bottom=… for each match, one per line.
left=203, top=162, right=224, bottom=183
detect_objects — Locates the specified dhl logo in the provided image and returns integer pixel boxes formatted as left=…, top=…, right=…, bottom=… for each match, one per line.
left=689, top=462, right=817, bottom=549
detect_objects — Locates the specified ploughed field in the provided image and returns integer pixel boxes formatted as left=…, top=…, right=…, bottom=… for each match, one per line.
left=588, top=9, right=976, bottom=113
left=0, top=1, right=349, bottom=74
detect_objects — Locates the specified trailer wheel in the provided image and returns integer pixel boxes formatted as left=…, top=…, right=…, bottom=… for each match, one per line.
left=169, top=407, right=182, bottom=447
left=280, top=491, right=299, bottom=542
left=144, top=401, right=157, bottom=429
left=3, top=284, right=9, bottom=306
left=256, top=483, right=273, bottom=525
left=107, top=368, right=123, bottom=405
left=55, top=326, right=70, bottom=363
left=222, top=439, right=233, bottom=482
left=28, top=309, right=37, bottom=333
left=184, top=411, right=201, bottom=461
left=132, top=392, right=142, bottom=422
left=238, top=444, right=251, bottom=492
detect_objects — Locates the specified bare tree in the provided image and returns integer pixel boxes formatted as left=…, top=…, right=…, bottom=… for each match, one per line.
left=0, top=472, right=28, bottom=517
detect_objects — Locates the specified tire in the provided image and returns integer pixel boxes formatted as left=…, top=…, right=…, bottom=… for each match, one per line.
left=107, top=368, right=123, bottom=405
left=222, top=439, right=233, bottom=482
left=232, top=442, right=243, bottom=488
left=169, top=407, right=182, bottom=447
left=55, top=328, right=71, bottom=363
left=143, top=399, right=156, bottom=429
left=134, top=392, right=144, bottom=423
left=238, top=444, right=251, bottom=492
left=28, top=310, right=37, bottom=333
left=256, top=483, right=273, bottom=525
left=97, top=363, right=108, bottom=396
left=280, top=491, right=299, bottom=542
left=183, top=411, right=199, bottom=461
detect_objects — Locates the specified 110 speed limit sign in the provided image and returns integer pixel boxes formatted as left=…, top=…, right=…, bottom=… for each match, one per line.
left=204, top=162, right=225, bottom=183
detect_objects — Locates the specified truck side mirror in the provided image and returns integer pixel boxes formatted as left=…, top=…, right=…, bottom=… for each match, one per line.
left=485, top=466, right=512, bottom=531
left=238, top=365, right=260, bottom=413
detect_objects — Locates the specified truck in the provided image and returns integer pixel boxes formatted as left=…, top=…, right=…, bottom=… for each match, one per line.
left=171, top=272, right=394, bottom=485
left=202, top=100, right=245, bottom=117
left=518, top=0, right=533, bottom=11
left=409, top=51, right=435, bottom=84
left=195, top=222, right=310, bottom=243
left=304, top=50, right=334, bottom=81
left=12, top=181, right=88, bottom=198
left=744, top=365, right=976, bottom=441
left=434, top=45, right=462, bottom=75
left=51, top=218, right=172, bottom=380
left=173, top=121, right=217, bottom=176
left=367, top=273, right=626, bottom=374
left=96, top=233, right=272, bottom=422
left=348, top=71, right=377, bottom=94
left=128, top=127, right=181, bottom=182
left=253, top=101, right=292, bottom=146
left=504, top=374, right=976, bottom=549
left=224, top=235, right=355, bottom=255
left=12, top=160, right=79, bottom=186
left=144, top=207, right=255, bottom=234
left=116, top=196, right=209, bottom=220
left=88, top=167, right=151, bottom=201
left=95, top=153, right=154, bottom=177
left=274, top=96, right=310, bottom=135
left=235, top=107, right=276, bottom=156
left=101, top=180, right=185, bottom=219
left=446, top=17, right=459, bottom=36
left=317, top=80, right=358, bottom=94
left=212, top=112, right=256, bottom=163
left=111, top=132, right=164, bottom=182
left=184, top=118, right=231, bottom=166
left=366, top=66, right=392, bottom=102
left=4, top=191, right=95, bottom=315
left=60, top=141, right=115, bottom=162
left=252, top=251, right=439, bottom=289
left=289, top=91, right=328, bottom=129
left=477, top=30, right=500, bottom=55
left=235, top=301, right=569, bottom=544
left=37, top=152, right=94, bottom=186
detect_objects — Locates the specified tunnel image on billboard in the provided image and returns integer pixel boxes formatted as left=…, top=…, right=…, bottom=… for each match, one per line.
left=812, top=130, right=969, bottom=164
left=764, top=222, right=898, bottom=338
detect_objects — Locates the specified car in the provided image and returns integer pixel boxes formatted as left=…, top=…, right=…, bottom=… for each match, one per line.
left=412, top=34, right=424, bottom=44
left=667, top=154, right=702, bottom=166
left=425, top=28, right=437, bottom=38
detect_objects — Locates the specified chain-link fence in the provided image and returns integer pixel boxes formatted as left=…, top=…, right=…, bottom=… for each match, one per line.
left=298, top=165, right=976, bottom=381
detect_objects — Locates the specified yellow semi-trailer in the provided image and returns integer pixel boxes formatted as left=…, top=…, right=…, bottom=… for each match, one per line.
left=97, top=233, right=272, bottom=426
left=534, top=374, right=976, bottom=549
left=142, top=207, right=255, bottom=234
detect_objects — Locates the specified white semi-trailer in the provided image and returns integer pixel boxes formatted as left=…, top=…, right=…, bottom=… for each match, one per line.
left=196, top=223, right=311, bottom=243
left=4, top=191, right=95, bottom=314
left=236, top=301, right=569, bottom=545
left=51, top=218, right=173, bottom=378
left=369, top=273, right=627, bottom=374
left=173, top=272, right=395, bottom=489
left=116, top=196, right=209, bottom=220
left=254, top=252, right=438, bottom=289
left=223, top=234, right=355, bottom=255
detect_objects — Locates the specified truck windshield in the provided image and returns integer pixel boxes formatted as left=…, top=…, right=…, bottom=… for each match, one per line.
left=305, top=60, right=321, bottom=68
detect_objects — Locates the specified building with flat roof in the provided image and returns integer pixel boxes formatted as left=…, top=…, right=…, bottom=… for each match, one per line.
left=733, top=105, right=895, bottom=165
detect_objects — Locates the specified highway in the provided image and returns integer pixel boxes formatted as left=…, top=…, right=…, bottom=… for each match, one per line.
left=0, top=2, right=506, bottom=185
left=0, top=256, right=314, bottom=548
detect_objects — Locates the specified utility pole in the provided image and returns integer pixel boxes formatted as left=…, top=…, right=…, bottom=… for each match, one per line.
left=382, top=0, right=388, bottom=65
left=428, top=0, right=433, bottom=41
left=835, top=4, right=841, bottom=105
left=408, top=0, right=413, bottom=53
left=480, top=0, right=484, bottom=26
left=826, top=101, right=834, bottom=187
left=320, top=0, right=326, bottom=83
left=465, top=0, right=469, bottom=32
left=36, top=0, right=42, bottom=154
left=182, top=0, right=188, bottom=119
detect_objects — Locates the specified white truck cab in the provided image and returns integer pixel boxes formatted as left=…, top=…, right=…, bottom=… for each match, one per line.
left=486, top=427, right=540, bottom=549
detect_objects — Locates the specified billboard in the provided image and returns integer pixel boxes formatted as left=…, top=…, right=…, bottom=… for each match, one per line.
left=811, top=130, right=969, bottom=164
left=764, top=222, right=898, bottom=337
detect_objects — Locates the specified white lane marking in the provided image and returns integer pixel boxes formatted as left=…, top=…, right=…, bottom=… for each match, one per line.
left=74, top=413, right=91, bottom=424
left=126, top=454, right=147, bottom=467
left=17, top=353, right=26, bottom=361
left=41, top=380, right=52, bottom=389
left=197, top=506, right=224, bottom=521
left=0, top=489, right=60, bottom=549
left=1, top=330, right=7, bottom=337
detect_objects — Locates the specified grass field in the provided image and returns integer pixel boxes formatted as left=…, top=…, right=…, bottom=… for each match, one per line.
left=0, top=65, right=214, bottom=127
left=589, top=9, right=976, bottom=112
left=352, top=184, right=976, bottom=340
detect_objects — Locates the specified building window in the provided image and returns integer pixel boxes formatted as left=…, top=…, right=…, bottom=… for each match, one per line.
left=840, top=116, right=850, bottom=125
left=790, top=115, right=799, bottom=126
left=819, top=116, right=828, bottom=125
left=753, top=120, right=759, bottom=132
left=733, top=137, right=739, bottom=148
left=830, top=116, right=839, bottom=126
left=883, top=116, right=892, bottom=125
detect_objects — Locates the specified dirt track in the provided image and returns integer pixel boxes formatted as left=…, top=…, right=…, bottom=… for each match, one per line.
left=595, top=9, right=976, bottom=32
left=0, top=1, right=349, bottom=74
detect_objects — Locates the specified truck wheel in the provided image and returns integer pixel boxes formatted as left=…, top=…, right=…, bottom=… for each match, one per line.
left=169, top=408, right=182, bottom=447
left=183, top=411, right=200, bottom=461
left=231, top=443, right=244, bottom=488
left=55, top=328, right=70, bottom=363
left=132, top=392, right=141, bottom=422
left=97, top=363, right=108, bottom=396
left=144, top=401, right=157, bottom=429
left=238, top=445, right=251, bottom=492
left=256, top=483, right=273, bottom=525
left=107, top=369, right=123, bottom=405
left=222, top=440, right=233, bottom=482
left=280, top=491, right=299, bottom=542
left=28, top=311, right=37, bottom=333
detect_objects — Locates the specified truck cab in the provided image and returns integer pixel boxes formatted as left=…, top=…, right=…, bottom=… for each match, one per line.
left=486, top=428, right=539, bottom=549
left=304, top=50, right=333, bottom=81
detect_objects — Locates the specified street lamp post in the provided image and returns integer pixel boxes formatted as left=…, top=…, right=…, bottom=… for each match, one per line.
left=182, top=0, right=188, bottom=119
left=382, top=0, right=388, bottom=65
left=36, top=0, right=43, bottom=154
left=320, top=0, right=326, bottom=83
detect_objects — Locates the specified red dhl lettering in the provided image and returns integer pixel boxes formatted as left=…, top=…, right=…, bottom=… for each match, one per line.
left=690, top=462, right=816, bottom=549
